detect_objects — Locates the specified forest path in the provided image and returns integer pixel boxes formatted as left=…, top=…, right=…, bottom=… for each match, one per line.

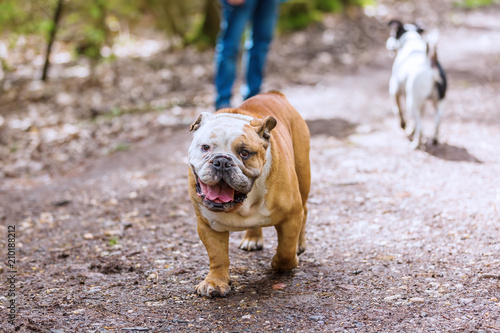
left=1, top=7, right=500, bottom=333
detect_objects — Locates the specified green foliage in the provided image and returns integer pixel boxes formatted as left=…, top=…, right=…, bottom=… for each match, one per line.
left=279, top=0, right=322, bottom=32
left=114, top=143, right=130, bottom=152
left=10, top=142, right=19, bottom=153
left=0, top=0, right=375, bottom=62
left=278, top=0, right=372, bottom=33
left=454, top=0, right=499, bottom=7
left=0, top=0, right=56, bottom=35
left=315, top=0, right=344, bottom=12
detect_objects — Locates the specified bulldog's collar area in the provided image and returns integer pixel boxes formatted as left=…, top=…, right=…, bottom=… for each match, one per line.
left=195, top=176, right=247, bottom=212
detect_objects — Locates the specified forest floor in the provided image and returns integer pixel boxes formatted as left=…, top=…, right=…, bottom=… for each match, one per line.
left=1, top=1, right=500, bottom=332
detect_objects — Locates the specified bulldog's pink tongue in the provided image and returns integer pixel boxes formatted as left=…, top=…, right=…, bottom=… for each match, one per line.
left=201, top=181, right=234, bottom=203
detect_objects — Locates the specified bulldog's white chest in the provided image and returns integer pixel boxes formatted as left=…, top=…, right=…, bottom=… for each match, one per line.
left=203, top=207, right=271, bottom=232
left=201, top=200, right=272, bottom=232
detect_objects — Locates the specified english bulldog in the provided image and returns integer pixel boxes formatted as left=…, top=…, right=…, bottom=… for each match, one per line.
left=387, top=20, right=447, bottom=149
left=188, top=91, right=310, bottom=297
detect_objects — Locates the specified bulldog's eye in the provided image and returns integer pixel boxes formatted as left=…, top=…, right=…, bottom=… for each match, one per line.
left=240, top=150, right=251, bottom=160
left=201, top=144, right=211, bottom=152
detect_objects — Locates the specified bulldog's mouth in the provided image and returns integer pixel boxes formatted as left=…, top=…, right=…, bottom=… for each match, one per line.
left=195, top=177, right=247, bottom=211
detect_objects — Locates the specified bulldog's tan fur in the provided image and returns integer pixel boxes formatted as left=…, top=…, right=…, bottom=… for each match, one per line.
left=188, top=92, right=310, bottom=297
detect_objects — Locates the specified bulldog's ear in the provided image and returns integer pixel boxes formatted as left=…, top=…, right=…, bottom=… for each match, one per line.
left=251, top=116, right=277, bottom=140
left=190, top=112, right=211, bottom=132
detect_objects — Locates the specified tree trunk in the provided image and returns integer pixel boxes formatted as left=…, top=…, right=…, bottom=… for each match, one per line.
left=41, top=0, right=64, bottom=81
left=198, top=0, right=220, bottom=46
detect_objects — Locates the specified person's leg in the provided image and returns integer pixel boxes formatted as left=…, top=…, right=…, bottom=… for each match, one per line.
left=241, top=0, right=280, bottom=100
left=214, top=1, right=256, bottom=109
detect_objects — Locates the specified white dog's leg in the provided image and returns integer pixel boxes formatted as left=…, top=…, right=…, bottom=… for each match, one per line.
left=407, top=95, right=422, bottom=149
left=432, top=99, right=445, bottom=145
left=389, top=78, right=406, bottom=130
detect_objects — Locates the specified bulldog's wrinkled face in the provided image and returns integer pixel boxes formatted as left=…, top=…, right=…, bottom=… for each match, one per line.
left=188, top=112, right=276, bottom=212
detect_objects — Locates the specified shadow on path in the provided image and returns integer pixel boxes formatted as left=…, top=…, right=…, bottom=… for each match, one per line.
left=423, top=141, right=482, bottom=163
left=306, top=118, right=357, bottom=139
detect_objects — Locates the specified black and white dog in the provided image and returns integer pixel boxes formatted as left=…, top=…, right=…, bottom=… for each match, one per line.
left=387, top=20, right=447, bottom=148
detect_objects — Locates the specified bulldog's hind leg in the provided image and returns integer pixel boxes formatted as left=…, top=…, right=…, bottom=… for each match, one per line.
left=297, top=204, right=307, bottom=255
left=239, top=227, right=264, bottom=251
left=272, top=214, right=302, bottom=271
left=292, top=133, right=310, bottom=256
left=195, top=219, right=231, bottom=297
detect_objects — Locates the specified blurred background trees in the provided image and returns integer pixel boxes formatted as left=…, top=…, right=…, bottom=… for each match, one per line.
left=0, top=0, right=495, bottom=81
left=0, top=0, right=374, bottom=81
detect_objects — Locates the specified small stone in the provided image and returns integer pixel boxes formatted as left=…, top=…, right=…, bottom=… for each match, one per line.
left=104, top=229, right=122, bottom=237
left=336, top=284, right=356, bottom=291
left=241, top=314, right=251, bottom=319
left=108, top=198, right=118, bottom=206
left=40, top=212, right=54, bottom=224
left=384, top=294, right=401, bottom=301
left=83, top=233, right=94, bottom=240
left=309, top=315, right=324, bottom=321
left=410, top=297, right=425, bottom=303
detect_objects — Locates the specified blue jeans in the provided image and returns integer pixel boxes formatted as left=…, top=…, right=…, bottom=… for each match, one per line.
left=215, top=0, right=280, bottom=109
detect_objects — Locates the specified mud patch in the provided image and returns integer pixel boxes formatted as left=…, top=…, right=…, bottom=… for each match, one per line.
left=307, top=118, right=357, bottom=139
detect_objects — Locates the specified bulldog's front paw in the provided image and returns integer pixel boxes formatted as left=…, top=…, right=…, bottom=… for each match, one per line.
left=239, top=235, right=264, bottom=251
left=196, top=278, right=230, bottom=298
left=271, top=254, right=298, bottom=272
left=239, top=228, right=264, bottom=251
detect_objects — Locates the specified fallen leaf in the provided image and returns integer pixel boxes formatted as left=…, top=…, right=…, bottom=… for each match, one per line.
left=272, top=283, right=286, bottom=290
left=410, top=297, right=425, bottom=303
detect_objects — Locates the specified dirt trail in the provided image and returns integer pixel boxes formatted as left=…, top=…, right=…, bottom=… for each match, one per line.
left=1, top=6, right=500, bottom=333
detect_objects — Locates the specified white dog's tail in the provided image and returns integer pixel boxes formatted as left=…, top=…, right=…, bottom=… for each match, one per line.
left=426, top=30, right=442, bottom=82
left=426, top=29, right=447, bottom=100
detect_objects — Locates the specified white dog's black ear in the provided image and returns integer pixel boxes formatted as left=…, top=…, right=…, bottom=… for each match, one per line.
left=414, top=20, right=425, bottom=34
left=388, top=19, right=403, bottom=28
left=388, top=19, right=405, bottom=39
left=190, top=112, right=210, bottom=132
left=251, top=116, right=277, bottom=140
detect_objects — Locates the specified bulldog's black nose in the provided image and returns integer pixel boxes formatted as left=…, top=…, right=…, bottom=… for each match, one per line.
left=212, top=156, right=233, bottom=170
